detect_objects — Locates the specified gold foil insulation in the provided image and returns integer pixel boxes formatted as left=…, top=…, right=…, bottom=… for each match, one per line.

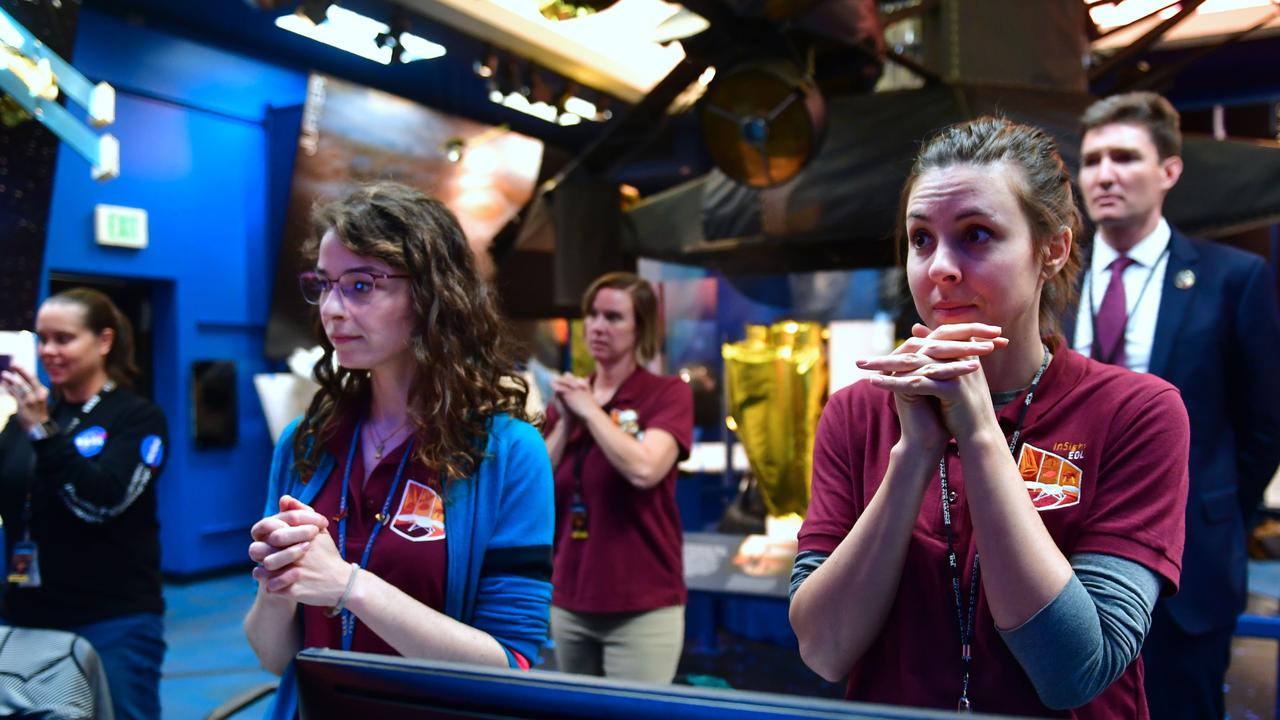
left=722, top=321, right=827, bottom=518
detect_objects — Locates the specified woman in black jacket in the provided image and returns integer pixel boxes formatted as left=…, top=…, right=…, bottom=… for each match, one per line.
left=0, top=287, right=168, bottom=720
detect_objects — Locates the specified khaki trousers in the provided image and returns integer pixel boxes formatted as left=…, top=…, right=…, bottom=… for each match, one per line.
left=550, top=605, right=685, bottom=683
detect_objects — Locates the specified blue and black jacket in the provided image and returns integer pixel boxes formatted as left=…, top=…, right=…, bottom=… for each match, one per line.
left=262, top=412, right=553, bottom=720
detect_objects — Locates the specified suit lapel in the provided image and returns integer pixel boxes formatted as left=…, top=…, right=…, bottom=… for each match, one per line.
left=1148, top=229, right=1200, bottom=378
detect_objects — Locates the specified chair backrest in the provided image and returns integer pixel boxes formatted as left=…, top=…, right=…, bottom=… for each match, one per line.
left=0, top=626, right=114, bottom=720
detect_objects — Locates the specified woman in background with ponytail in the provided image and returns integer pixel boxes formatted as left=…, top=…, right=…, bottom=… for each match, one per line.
left=0, top=287, right=169, bottom=720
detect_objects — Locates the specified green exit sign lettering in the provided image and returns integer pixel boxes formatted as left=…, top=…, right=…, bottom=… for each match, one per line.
left=94, top=204, right=148, bottom=249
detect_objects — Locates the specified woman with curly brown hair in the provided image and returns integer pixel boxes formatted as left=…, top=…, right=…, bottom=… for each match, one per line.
left=243, top=182, right=553, bottom=720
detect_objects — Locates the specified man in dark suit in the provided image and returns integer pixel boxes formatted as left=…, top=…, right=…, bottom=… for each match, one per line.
left=1068, top=91, right=1280, bottom=719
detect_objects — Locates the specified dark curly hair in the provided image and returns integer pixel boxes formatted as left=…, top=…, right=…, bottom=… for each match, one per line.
left=292, top=182, right=532, bottom=484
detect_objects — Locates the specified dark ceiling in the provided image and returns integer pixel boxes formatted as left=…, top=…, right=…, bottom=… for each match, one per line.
left=80, top=0, right=715, bottom=192
left=79, top=0, right=1280, bottom=198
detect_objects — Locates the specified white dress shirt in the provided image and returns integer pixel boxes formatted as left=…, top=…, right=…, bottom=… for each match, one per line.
left=1072, top=218, right=1172, bottom=373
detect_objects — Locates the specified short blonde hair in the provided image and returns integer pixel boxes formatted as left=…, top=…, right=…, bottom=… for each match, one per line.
left=581, top=272, right=661, bottom=364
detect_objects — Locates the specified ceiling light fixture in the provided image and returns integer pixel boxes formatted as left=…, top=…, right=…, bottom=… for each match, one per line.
left=652, top=6, right=710, bottom=43
left=473, top=47, right=499, bottom=78
left=275, top=5, right=446, bottom=64
left=443, top=137, right=465, bottom=163
left=538, top=0, right=623, bottom=21
left=488, top=88, right=608, bottom=124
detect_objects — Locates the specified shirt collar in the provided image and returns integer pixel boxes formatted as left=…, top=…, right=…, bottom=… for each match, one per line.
left=1090, top=217, right=1170, bottom=275
left=993, top=342, right=1071, bottom=432
left=592, top=365, right=647, bottom=408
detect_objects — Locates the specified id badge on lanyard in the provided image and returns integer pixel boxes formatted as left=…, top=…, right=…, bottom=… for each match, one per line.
left=7, top=540, right=41, bottom=588
left=570, top=445, right=589, bottom=540
left=8, top=442, right=41, bottom=588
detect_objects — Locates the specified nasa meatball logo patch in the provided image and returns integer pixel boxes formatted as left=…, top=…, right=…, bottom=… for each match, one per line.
left=1019, top=442, right=1083, bottom=511
left=73, top=426, right=108, bottom=458
left=140, top=435, right=164, bottom=468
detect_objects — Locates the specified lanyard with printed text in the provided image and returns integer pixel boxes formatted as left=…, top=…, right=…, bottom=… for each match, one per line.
left=10, top=382, right=115, bottom=588
left=18, top=382, right=114, bottom=542
left=937, top=347, right=1049, bottom=713
left=335, top=417, right=414, bottom=650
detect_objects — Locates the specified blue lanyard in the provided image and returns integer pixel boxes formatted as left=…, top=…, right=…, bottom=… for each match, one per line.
left=335, top=417, right=414, bottom=650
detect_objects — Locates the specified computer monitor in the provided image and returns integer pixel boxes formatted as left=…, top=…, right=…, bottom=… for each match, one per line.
left=295, top=648, right=993, bottom=720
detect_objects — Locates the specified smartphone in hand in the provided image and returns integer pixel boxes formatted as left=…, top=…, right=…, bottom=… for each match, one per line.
left=0, top=354, right=11, bottom=373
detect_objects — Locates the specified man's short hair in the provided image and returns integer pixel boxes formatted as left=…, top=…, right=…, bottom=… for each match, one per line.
left=1080, top=91, right=1182, bottom=159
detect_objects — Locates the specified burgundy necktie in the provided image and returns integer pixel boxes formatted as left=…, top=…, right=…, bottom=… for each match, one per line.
left=1094, top=256, right=1136, bottom=366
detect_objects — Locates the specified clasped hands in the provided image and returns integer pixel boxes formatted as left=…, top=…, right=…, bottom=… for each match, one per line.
left=249, top=495, right=350, bottom=608
left=550, top=373, right=596, bottom=419
left=857, top=323, right=1007, bottom=454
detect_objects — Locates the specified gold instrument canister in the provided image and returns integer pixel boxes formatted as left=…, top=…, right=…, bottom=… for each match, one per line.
left=723, top=321, right=827, bottom=519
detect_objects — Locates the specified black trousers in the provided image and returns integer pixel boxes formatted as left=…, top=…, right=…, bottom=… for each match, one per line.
left=1142, top=604, right=1233, bottom=720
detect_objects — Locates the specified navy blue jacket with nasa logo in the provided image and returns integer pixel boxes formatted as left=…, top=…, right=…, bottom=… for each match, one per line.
left=0, top=384, right=167, bottom=627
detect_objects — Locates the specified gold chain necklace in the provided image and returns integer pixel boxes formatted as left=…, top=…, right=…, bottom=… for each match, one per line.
left=366, top=419, right=410, bottom=460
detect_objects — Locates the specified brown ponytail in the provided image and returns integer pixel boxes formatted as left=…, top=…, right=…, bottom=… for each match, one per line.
left=44, top=287, right=140, bottom=390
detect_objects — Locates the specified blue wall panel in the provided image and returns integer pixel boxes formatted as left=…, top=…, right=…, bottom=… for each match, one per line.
left=43, top=10, right=307, bottom=574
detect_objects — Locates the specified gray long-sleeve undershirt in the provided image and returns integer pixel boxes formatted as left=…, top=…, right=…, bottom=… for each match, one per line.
left=789, top=551, right=1160, bottom=709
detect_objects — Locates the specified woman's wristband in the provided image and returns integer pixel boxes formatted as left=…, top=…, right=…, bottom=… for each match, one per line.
left=324, top=562, right=360, bottom=617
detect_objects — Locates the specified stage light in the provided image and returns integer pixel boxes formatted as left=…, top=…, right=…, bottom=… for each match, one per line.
left=652, top=6, right=709, bottom=43
left=374, top=29, right=402, bottom=64
left=296, top=0, right=331, bottom=26
left=275, top=5, right=445, bottom=65
left=399, top=33, right=446, bottom=62
left=562, top=95, right=596, bottom=119
left=538, top=0, right=622, bottom=21
left=0, top=11, right=26, bottom=48
left=443, top=137, right=465, bottom=163
left=483, top=60, right=611, bottom=125
left=473, top=48, right=498, bottom=78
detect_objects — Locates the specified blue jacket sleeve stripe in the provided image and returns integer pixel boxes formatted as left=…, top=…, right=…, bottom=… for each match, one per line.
left=482, top=545, right=553, bottom=583
left=468, top=416, right=555, bottom=668
left=472, top=574, right=552, bottom=666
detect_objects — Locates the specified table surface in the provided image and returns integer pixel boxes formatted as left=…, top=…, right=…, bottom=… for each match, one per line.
left=684, top=532, right=793, bottom=599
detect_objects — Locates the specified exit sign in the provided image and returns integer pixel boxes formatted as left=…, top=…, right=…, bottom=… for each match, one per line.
left=94, top=204, right=148, bottom=249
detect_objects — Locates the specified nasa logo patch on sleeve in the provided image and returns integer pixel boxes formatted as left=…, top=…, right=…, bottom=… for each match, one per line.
left=73, top=426, right=109, bottom=458
left=140, top=435, right=164, bottom=468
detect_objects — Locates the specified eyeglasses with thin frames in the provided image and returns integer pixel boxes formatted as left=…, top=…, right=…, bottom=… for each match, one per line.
left=298, top=270, right=411, bottom=305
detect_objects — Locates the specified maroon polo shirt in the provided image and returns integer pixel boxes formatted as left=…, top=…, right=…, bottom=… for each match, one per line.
left=302, top=414, right=448, bottom=656
left=798, top=345, right=1189, bottom=718
left=546, top=367, right=693, bottom=613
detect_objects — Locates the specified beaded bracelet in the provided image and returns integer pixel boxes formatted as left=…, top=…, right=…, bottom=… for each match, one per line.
left=324, top=562, right=361, bottom=618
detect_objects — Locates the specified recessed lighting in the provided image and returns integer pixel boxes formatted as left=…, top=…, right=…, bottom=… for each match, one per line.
left=275, top=6, right=445, bottom=65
